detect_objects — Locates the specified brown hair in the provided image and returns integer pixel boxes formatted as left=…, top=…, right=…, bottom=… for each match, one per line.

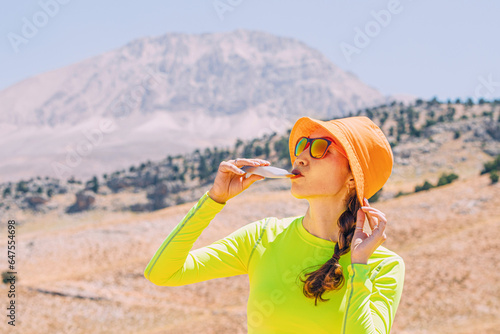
left=299, top=181, right=361, bottom=306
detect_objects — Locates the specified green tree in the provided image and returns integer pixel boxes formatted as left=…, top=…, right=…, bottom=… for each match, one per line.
left=274, top=137, right=290, bottom=160
left=446, top=107, right=456, bottom=121
left=86, top=176, right=99, bottom=193
left=264, top=142, right=270, bottom=158
left=397, top=117, right=406, bottom=135
left=254, top=145, right=263, bottom=156
left=235, top=139, right=243, bottom=151
left=3, top=187, right=11, bottom=198
left=198, top=156, right=209, bottom=180
left=16, top=180, right=29, bottom=194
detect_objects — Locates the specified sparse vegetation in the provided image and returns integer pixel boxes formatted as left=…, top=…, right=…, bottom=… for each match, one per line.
left=1, top=100, right=498, bottom=213
left=480, top=154, right=500, bottom=175
left=490, top=171, right=499, bottom=184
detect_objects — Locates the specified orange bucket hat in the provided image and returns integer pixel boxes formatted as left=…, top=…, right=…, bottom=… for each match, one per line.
left=288, top=116, right=394, bottom=205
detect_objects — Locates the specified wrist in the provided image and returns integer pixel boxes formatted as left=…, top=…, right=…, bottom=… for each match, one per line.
left=208, top=189, right=227, bottom=204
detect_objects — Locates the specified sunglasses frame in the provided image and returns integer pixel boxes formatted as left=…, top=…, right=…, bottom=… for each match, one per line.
left=294, top=136, right=347, bottom=159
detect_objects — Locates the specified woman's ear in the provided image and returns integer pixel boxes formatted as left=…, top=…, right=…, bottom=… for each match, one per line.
left=346, top=173, right=355, bottom=188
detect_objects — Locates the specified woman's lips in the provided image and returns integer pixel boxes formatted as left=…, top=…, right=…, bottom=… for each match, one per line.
left=291, top=169, right=303, bottom=179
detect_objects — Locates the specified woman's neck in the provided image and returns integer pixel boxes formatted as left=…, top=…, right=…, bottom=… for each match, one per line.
left=302, top=196, right=346, bottom=243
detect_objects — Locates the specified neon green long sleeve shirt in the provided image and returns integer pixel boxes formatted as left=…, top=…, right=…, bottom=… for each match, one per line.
left=144, top=192, right=405, bottom=333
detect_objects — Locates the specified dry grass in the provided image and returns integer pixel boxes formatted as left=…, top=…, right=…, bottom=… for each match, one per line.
left=0, top=172, right=499, bottom=333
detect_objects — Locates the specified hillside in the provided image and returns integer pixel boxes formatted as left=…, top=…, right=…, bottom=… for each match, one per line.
left=1, top=169, right=498, bottom=333
left=1, top=99, right=499, bottom=219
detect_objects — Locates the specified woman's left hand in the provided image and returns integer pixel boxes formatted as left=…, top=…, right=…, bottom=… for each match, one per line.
left=351, top=198, right=388, bottom=265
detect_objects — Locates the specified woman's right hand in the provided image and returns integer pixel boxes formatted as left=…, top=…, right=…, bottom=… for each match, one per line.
left=208, top=158, right=270, bottom=204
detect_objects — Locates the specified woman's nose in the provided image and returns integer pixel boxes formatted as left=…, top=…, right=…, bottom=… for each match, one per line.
left=295, top=147, right=310, bottom=165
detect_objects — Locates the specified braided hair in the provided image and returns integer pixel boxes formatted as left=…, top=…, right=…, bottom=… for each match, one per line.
left=299, top=179, right=361, bottom=306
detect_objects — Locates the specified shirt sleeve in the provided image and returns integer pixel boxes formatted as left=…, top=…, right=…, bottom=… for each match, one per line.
left=340, top=257, right=405, bottom=334
left=144, top=191, right=261, bottom=286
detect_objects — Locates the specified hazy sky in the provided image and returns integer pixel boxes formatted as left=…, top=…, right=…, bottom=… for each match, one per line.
left=1, top=0, right=499, bottom=101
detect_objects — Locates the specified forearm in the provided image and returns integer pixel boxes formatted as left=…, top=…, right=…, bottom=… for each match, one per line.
left=144, top=192, right=224, bottom=285
left=341, top=259, right=404, bottom=334
left=341, top=264, right=379, bottom=334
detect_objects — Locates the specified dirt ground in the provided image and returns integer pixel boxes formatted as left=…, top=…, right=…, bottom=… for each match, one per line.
left=1, top=172, right=499, bottom=333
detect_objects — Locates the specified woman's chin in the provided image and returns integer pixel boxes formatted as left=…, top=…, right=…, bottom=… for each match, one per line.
left=290, top=186, right=307, bottom=199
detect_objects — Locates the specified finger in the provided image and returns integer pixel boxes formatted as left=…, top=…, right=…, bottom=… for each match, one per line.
left=363, top=209, right=377, bottom=231
left=355, top=208, right=366, bottom=231
left=242, top=174, right=265, bottom=189
left=232, top=159, right=268, bottom=167
left=361, top=207, right=386, bottom=218
left=373, top=215, right=387, bottom=234
left=220, top=161, right=245, bottom=175
left=255, top=159, right=271, bottom=165
left=362, top=209, right=386, bottom=227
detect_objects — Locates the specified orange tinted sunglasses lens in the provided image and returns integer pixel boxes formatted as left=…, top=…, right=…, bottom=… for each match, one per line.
left=310, top=139, right=329, bottom=158
left=294, top=137, right=331, bottom=159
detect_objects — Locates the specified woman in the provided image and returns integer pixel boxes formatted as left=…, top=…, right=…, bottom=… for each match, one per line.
left=144, top=116, right=405, bottom=333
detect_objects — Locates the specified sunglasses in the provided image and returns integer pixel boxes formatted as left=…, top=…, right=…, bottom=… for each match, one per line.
left=294, top=136, right=348, bottom=159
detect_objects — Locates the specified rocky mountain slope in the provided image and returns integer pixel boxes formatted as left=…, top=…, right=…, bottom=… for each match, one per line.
left=0, top=29, right=403, bottom=183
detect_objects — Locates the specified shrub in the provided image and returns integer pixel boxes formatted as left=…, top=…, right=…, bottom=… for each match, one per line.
left=415, top=180, right=434, bottom=192
left=425, top=119, right=437, bottom=128
left=436, top=173, right=459, bottom=186
left=2, top=271, right=18, bottom=284
left=480, top=155, right=500, bottom=175
left=490, top=171, right=499, bottom=184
